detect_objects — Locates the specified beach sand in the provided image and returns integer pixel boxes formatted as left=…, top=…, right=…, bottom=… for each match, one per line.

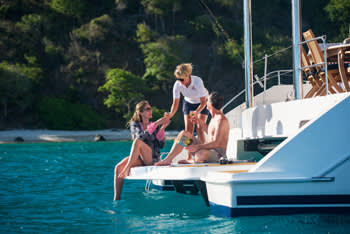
left=0, top=129, right=179, bottom=143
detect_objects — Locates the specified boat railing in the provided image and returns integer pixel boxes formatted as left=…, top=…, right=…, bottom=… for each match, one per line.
left=222, top=34, right=329, bottom=113
left=222, top=42, right=295, bottom=113
left=221, top=69, right=293, bottom=113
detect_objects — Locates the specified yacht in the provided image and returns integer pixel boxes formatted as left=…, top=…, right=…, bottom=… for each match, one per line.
left=126, top=0, right=350, bottom=217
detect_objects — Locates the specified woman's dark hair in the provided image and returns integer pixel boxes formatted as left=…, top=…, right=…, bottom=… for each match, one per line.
left=208, top=92, right=224, bottom=110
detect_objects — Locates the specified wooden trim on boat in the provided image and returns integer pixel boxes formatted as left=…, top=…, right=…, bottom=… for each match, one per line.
left=220, top=170, right=249, bottom=174
left=173, top=162, right=256, bottom=168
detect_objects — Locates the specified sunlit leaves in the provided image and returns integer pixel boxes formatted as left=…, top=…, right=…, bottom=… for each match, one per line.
left=325, top=0, right=350, bottom=39
left=141, top=0, right=181, bottom=15
left=136, top=23, right=191, bottom=92
left=98, top=68, right=149, bottom=114
left=50, top=0, right=85, bottom=17
left=72, top=14, right=114, bottom=44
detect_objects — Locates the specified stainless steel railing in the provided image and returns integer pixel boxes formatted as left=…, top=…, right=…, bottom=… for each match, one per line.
left=222, top=34, right=328, bottom=113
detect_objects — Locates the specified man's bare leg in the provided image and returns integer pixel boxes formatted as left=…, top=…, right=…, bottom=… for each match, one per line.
left=178, top=150, right=209, bottom=164
left=154, top=141, right=184, bottom=166
left=194, top=150, right=210, bottom=163
left=155, top=131, right=191, bottom=166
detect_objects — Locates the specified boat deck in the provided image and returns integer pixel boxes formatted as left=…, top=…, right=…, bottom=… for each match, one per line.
left=127, top=161, right=257, bottom=181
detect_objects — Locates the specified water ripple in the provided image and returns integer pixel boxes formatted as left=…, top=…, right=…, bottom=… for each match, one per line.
left=1, top=142, right=350, bottom=233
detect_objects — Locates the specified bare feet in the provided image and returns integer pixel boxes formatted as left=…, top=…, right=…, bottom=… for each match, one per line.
left=177, top=159, right=193, bottom=164
left=118, top=167, right=130, bottom=179
left=154, top=159, right=172, bottom=166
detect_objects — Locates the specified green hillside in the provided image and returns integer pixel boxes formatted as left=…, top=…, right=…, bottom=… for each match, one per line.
left=0, top=0, right=349, bottom=130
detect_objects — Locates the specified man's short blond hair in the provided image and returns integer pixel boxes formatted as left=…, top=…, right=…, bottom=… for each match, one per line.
left=174, top=63, right=192, bottom=78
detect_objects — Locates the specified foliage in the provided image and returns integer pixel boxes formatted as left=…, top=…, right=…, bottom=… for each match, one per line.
left=0, top=62, right=31, bottom=98
left=39, top=97, right=105, bottom=130
left=0, top=62, right=37, bottom=119
left=136, top=23, right=156, bottom=44
left=16, top=14, right=43, bottom=32
left=98, top=68, right=149, bottom=116
left=137, top=24, right=191, bottom=92
left=141, top=0, right=181, bottom=15
left=72, top=14, right=114, bottom=45
left=188, top=15, right=216, bottom=41
left=217, top=39, right=244, bottom=66
left=0, top=0, right=349, bottom=130
left=50, top=0, right=86, bottom=17
left=325, top=0, right=350, bottom=39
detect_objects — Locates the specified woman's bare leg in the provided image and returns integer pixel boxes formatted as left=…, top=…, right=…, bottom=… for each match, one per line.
left=114, top=139, right=152, bottom=200
left=114, top=157, right=128, bottom=201
left=119, top=138, right=153, bottom=178
left=196, top=114, right=208, bottom=144
left=114, top=157, right=144, bottom=201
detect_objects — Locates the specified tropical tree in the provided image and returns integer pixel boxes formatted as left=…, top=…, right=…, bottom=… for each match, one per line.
left=141, top=0, right=182, bottom=33
left=325, top=0, right=350, bottom=40
left=98, top=68, right=149, bottom=118
left=0, top=62, right=38, bottom=120
left=136, top=23, right=191, bottom=92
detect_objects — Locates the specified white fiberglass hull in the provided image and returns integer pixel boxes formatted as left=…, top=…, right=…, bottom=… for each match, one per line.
left=204, top=168, right=350, bottom=217
left=203, top=93, right=350, bottom=217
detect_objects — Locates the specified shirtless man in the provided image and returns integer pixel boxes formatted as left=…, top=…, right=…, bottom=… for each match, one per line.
left=155, top=92, right=229, bottom=165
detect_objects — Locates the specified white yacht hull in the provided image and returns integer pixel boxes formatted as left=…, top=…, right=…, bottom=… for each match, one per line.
left=202, top=93, right=350, bottom=217
left=204, top=167, right=350, bottom=217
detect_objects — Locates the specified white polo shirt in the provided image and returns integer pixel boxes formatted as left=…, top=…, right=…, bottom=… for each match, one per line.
left=173, top=75, right=209, bottom=104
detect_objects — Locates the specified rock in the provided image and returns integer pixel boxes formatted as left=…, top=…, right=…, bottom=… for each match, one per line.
left=14, top=136, right=24, bottom=142
left=94, top=134, right=106, bottom=142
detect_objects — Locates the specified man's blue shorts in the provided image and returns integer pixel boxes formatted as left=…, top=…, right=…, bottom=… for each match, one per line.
left=182, top=100, right=209, bottom=115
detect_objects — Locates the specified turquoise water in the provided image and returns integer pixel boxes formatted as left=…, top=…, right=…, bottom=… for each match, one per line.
left=1, top=141, right=350, bottom=233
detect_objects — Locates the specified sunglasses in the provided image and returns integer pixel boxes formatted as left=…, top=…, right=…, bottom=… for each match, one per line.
left=143, top=107, right=152, bottom=111
left=176, top=78, right=185, bottom=82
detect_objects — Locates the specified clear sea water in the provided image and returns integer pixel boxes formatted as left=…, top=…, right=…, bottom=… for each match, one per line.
left=1, top=141, right=350, bottom=233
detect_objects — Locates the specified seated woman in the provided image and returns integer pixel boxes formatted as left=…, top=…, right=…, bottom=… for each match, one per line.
left=114, top=100, right=170, bottom=200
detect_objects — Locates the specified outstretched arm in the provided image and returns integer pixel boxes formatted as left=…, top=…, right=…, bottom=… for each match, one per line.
left=186, top=118, right=226, bottom=152
left=192, top=97, right=207, bottom=115
left=165, top=98, right=180, bottom=119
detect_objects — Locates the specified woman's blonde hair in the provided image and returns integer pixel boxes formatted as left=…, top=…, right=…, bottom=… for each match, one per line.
left=127, top=100, right=150, bottom=127
left=174, top=63, right=192, bottom=78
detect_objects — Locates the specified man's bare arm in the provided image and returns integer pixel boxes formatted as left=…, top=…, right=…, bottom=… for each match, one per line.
left=194, top=117, right=228, bottom=150
left=197, top=118, right=208, bottom=134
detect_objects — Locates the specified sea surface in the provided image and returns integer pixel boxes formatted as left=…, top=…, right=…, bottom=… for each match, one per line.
left=1, top=141, right=349, bottom=233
